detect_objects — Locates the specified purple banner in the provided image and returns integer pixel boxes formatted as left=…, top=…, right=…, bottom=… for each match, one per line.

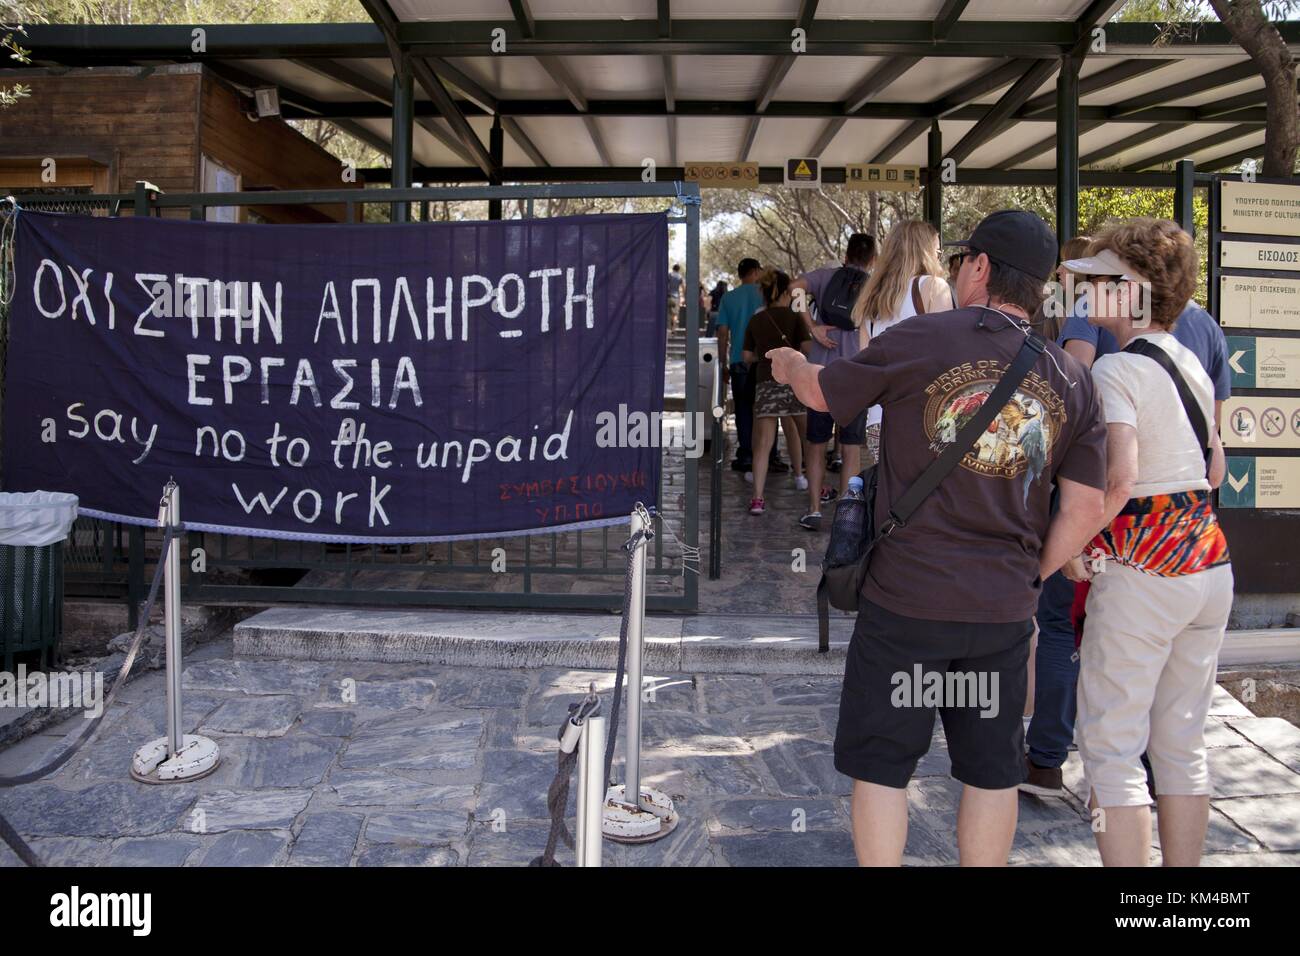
left=3, top=209, right=667, bottom=541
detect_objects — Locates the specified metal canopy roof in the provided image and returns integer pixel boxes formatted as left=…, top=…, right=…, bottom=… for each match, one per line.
left=14, top=1, right=1296, bottom=183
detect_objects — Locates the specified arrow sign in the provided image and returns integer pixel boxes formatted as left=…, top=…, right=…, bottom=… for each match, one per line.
left=1219, top=456, right=1257, bottom=508
left=1225, top=336, right=1256, bottom=388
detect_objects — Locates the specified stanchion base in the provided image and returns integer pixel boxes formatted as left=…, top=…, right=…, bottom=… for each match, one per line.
left=130, top=735, right=221, bottom=784
left=601, top=784, right=678, bottom=844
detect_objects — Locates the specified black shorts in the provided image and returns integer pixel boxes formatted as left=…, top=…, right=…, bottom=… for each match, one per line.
left=834, top=597, right=1032, bottom=790
left=807, top=407, right=868, bottom=446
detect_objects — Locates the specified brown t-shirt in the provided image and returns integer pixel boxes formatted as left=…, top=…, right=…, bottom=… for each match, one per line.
left=743, top=306, right=811, bottom=384
left=818, top=307, right=1107, bottom=624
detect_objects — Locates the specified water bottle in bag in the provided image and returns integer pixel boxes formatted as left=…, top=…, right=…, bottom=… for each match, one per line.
left=824, top=475, right=868, bottom=568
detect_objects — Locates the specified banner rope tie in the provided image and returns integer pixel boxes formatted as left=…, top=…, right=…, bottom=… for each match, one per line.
left=0, top=197, right=19, bottom=309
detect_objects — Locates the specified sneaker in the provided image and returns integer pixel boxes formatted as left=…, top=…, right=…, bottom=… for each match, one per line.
left=749, top=497, right=765, bottom=515
left=793, top=475, right=809, bottom=491
left=768, top=457, right=790, bottom=474
left=1018, top=755, right=1063, bottom=797
left=827, top=457, right=842, bottom=473
left=730, top=458, right=752, bottom=472
left=744, top=471, right=754, bottom=483
left=799, top=512, right=822, bottom=531
left=820, top=486, right=838, bottom=504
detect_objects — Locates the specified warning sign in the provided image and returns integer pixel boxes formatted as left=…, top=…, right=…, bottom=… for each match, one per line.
left=845, top=163, right=922, bottom=193
left=684, top=162, right=760, bottom=189
left=1222, top=396, right=1300, bottom=449
left=784, top=157, right=820, bottom=188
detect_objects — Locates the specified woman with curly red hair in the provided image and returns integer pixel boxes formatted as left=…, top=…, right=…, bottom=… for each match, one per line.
left=1062, top=218, right=1232, bottom=867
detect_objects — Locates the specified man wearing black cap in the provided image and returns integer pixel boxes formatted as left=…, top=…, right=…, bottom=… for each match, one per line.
left=768, top=211, right=1108, bottom=866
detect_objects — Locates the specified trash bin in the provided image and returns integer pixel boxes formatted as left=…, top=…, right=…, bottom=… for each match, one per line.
left=0, top=492, right=79, bottom=671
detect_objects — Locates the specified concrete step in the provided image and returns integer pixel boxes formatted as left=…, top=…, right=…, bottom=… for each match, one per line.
left=232, top=606, right=1300, bottom=676
left=234, top=607, right=854, bottom=675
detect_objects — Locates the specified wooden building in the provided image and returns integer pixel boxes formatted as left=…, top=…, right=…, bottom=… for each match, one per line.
left=0, top=64, right=358, bottom=222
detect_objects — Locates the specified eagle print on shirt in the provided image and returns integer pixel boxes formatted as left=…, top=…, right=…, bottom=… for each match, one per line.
left=923, top=360, right=1068, bottom=506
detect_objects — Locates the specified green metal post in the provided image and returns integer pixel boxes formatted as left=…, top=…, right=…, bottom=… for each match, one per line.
left=926, top=121, right=942, bottom=234
left=1055, top=54, right=1080, bottom=246
left=1174, top=159, right=1195, bottom=237
left=391, top=55, right=414, bottom=222
left=489, top=116, right=505, bottom=220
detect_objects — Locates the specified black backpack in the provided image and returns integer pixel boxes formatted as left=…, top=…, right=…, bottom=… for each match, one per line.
left=815, top=333, right=1047, bottom=651
left=816, top=266, right=868, bottom=331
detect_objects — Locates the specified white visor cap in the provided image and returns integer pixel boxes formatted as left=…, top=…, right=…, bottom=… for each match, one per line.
left=1061, top=247, right=1146, bottom=283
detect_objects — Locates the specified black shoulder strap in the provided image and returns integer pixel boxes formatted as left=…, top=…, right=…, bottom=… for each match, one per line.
left=883, top=332, right=1046, bottom=534
left=1122, top=338, right=1212, bottom=471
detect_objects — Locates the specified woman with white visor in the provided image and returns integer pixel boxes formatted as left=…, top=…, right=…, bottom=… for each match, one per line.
left=1062, top=218, right=1232, bottom=867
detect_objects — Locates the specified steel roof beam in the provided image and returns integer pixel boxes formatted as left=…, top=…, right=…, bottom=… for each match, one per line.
left=16, top=21, right=1300, bottom=59
left=945, top=59, right=1060, bottom=165
left=273, top=97, right=1268, bottom=125
left=1021, top=58, right=1176, bottom=117
left=1124, top=122, right=1263, bottom=170
left=1079, top=122, right=1182, bottom=166
left=933, top=0, right=970, bottom=40
left=1107, top=60, right=1258, bottom=117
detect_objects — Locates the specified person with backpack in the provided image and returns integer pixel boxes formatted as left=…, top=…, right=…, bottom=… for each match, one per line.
left=789, top=232, right=876, bottom=531
left=1060, top=219, right=1232, bottom=867
left=766, top=210, right=1108, bottom=866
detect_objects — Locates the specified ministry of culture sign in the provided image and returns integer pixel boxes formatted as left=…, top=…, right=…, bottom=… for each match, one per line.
left=1220, top=181, right=1300, bottom=238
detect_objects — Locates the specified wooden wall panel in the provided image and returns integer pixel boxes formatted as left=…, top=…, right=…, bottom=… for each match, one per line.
left=0, top=68, right=201, bottom=216
left=197, top=72, right=359, bottom=223
left=0, top=66, right=361, bottom=222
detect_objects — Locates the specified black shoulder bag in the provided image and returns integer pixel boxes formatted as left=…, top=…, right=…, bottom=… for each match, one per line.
left=1121, top=338, right=1213, bottom=472
left=815, top=332, right=1047, bottom=652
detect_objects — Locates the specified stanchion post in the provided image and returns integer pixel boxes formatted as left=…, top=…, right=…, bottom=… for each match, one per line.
left=601, top=503, right=678, bottom=843
left=624, top=505, right=648, bottom=810
left=129, top=480, right=220, bottom=783
left=162, top=481, right=183, bottom=757
left=575, top=715, right=606, bottom=867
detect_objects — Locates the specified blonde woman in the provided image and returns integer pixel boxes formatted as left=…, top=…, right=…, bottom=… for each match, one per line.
left=851, top=220, right=954, bottom=462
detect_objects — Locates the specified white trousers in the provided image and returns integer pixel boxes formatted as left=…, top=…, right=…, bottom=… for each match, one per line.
left=1076, top=561, right=1233, bottom=808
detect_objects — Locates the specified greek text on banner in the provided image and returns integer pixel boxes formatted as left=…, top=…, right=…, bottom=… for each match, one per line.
left=3, top=210, right=668, bottom=542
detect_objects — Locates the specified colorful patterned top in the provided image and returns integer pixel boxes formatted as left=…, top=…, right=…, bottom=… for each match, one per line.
left=1089, top=490, right=1230, bottom=578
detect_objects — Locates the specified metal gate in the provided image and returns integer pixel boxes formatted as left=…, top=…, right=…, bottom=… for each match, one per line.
left=1, top=181, right=701, bottom=614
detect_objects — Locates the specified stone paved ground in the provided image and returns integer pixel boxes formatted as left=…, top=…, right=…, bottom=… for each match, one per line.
left=2, top=634, right=1297, bottom=867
